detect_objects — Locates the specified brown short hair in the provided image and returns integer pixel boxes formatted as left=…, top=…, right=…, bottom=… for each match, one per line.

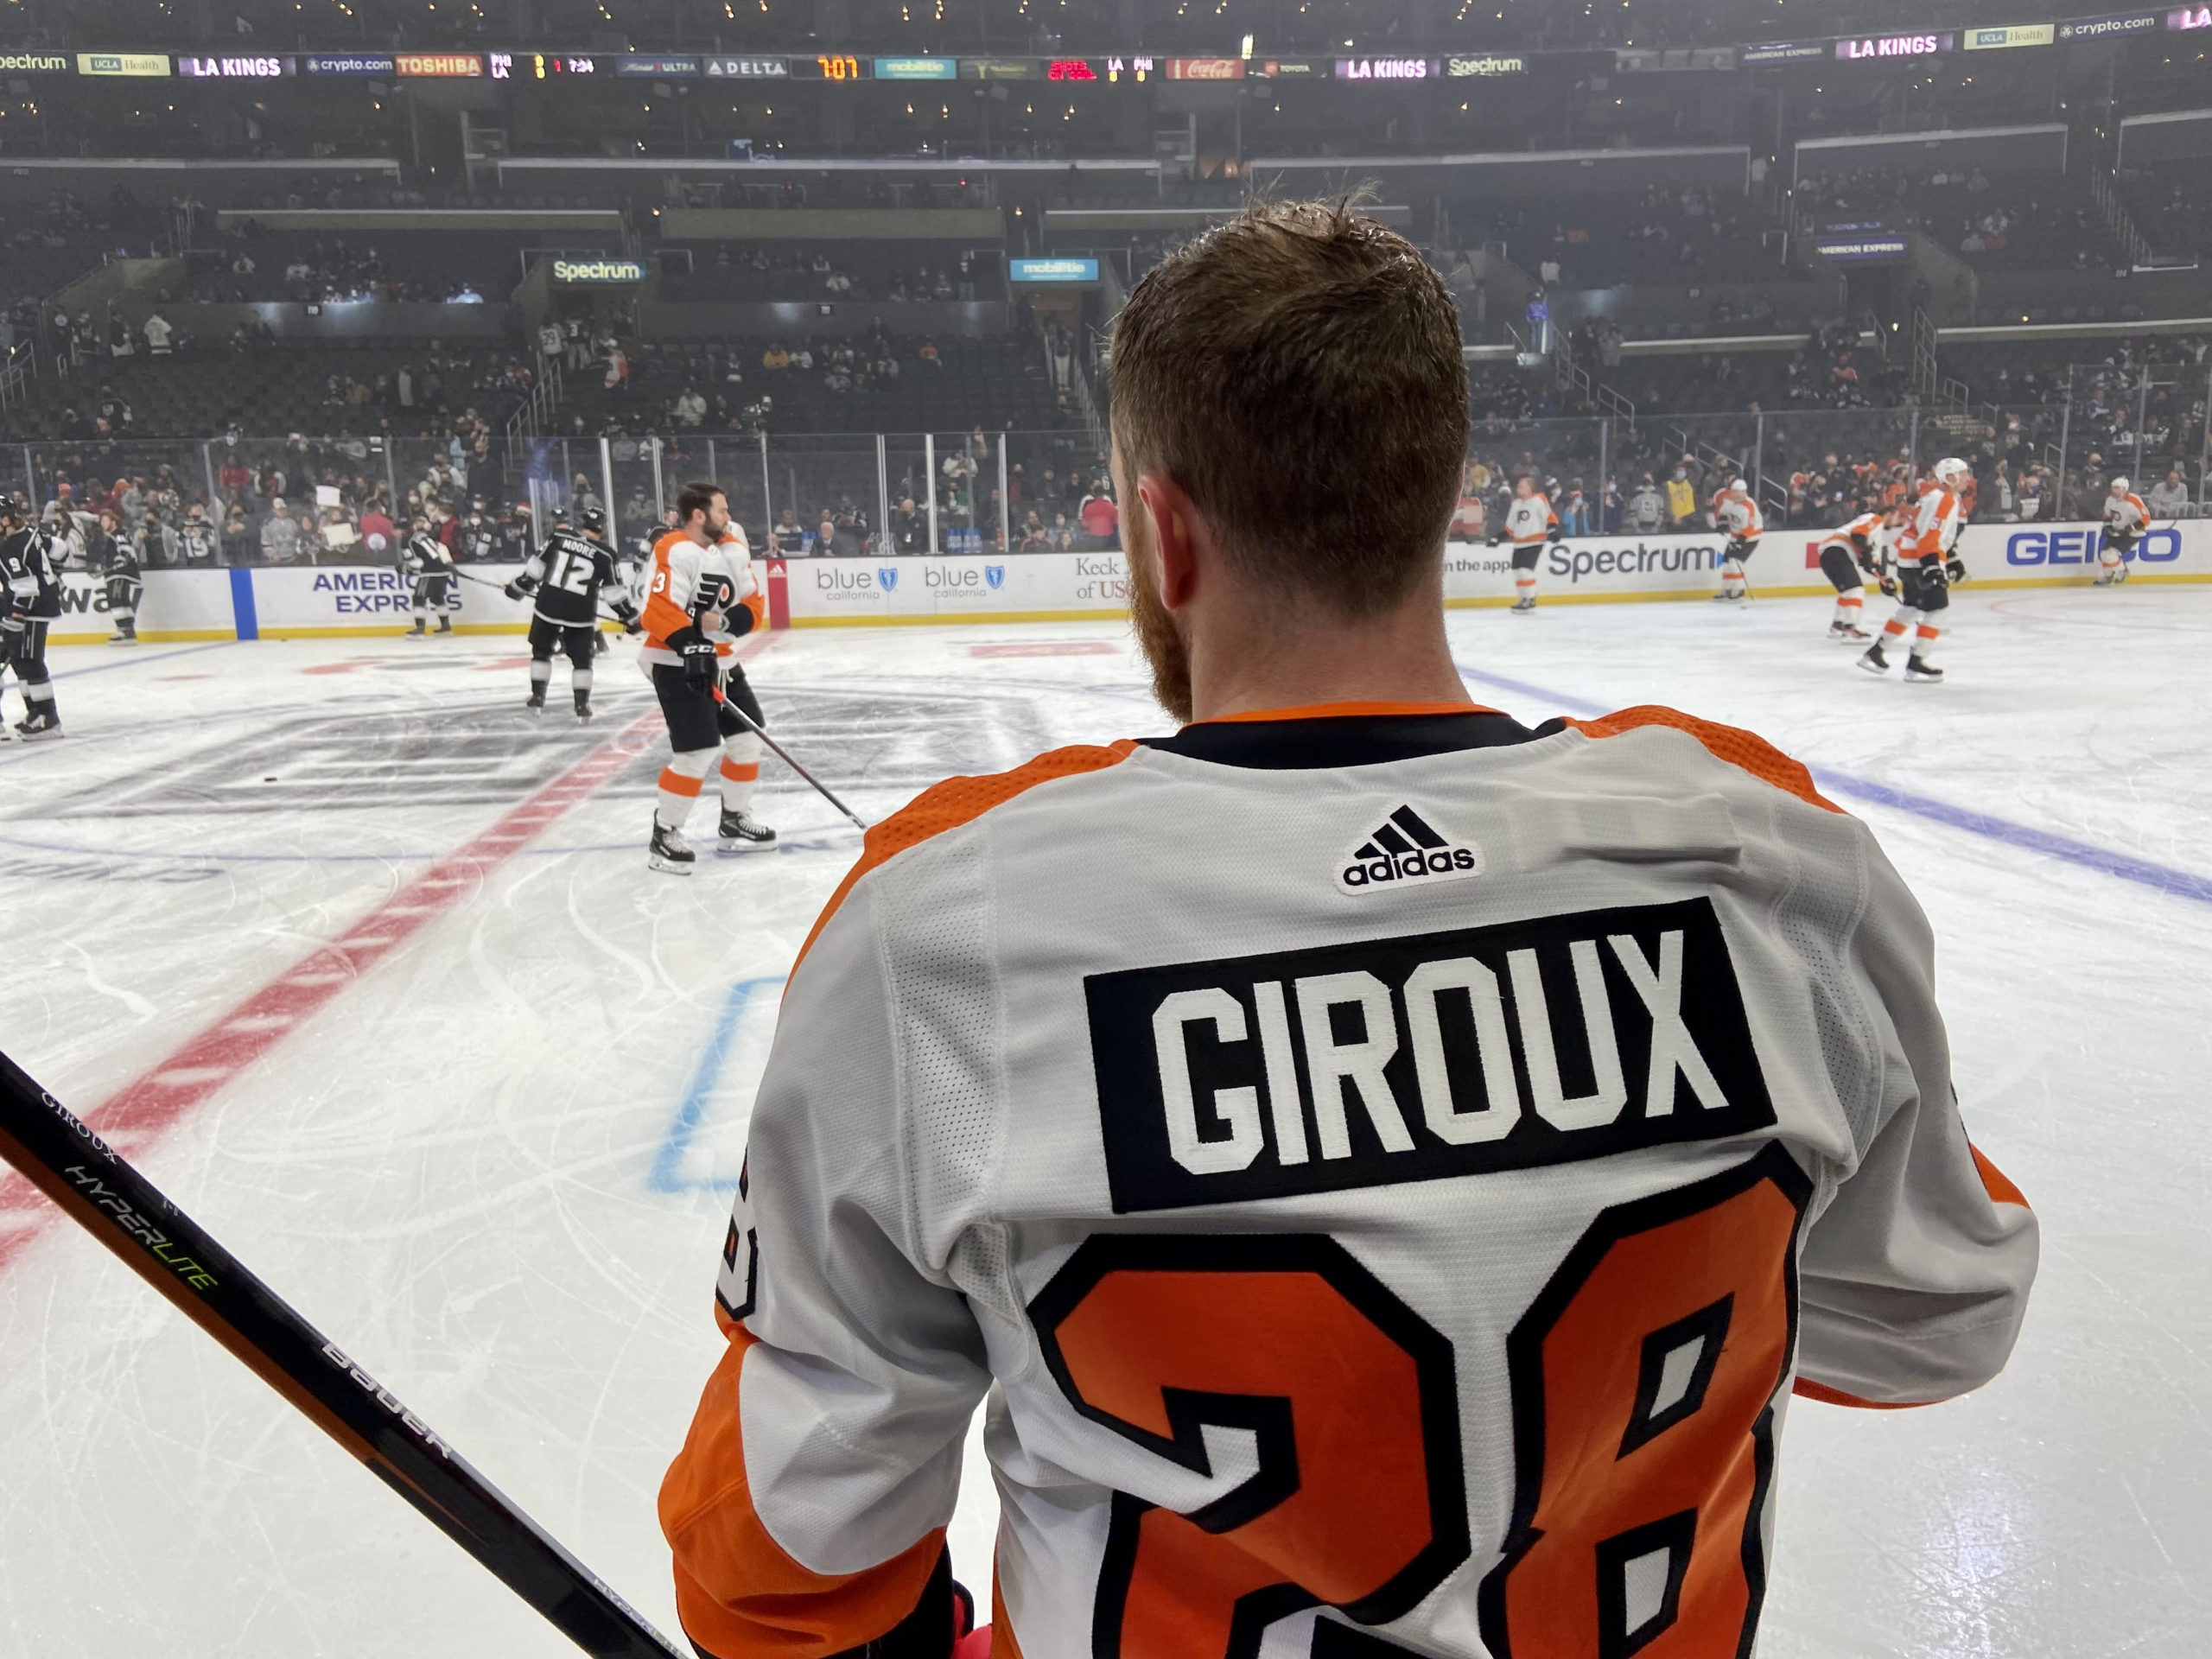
left=676, top=480, right=724, bottom=525
left=1109, top=197, right=1468, bottom=612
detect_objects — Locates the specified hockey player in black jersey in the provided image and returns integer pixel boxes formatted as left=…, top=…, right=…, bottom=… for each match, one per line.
left=0, top=499, right=65, bottom=740
left=100, top=510, right=143, bottom=645
left=402, top=518, right=456, bottom=638
left=505, top=505, right=640, bottom=719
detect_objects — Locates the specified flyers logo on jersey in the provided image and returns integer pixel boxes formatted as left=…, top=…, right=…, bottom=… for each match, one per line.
left=1086, top=897, right=1775, bottom=1212
left=1341, top=804, right=1483, bottom=892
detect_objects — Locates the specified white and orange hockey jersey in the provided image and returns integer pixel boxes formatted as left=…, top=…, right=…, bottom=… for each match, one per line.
left=661, top=703, right=2037, bottom=1659
left=1503, top=493, right=1557, bottom=543
left=1821, top=509, right=1892, bottom=567
left=2102, top=489, right=2152, bottom=536
left=641, top=525, right=760, bottom=669
left=1898, top=479, right=1964, bottom=566
left=1715, top=489, right=1763, bottom=540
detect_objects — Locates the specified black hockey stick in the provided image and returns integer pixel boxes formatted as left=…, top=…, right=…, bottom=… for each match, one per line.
left=452, top=566, right=639, bottom=629
left=714, top=690, right=869, bottom=832
left=0, top=1046, right=685, bottom=1659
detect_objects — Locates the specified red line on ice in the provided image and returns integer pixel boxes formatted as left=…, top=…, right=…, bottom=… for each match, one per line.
left=0, top=636, right=772, bottom=1269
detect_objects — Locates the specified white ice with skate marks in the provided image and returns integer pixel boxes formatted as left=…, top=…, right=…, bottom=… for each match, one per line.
left=0, top=590, right=2205, bottom=1656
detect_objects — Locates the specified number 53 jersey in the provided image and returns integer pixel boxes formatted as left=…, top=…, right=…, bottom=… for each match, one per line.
left=660, top=702, right=2038, bottom=1659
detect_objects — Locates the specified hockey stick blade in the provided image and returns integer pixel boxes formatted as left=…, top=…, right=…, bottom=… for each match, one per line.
left=715, top=692, right=869, bottom=831
left=0, top=1046, right=684, bottom=1659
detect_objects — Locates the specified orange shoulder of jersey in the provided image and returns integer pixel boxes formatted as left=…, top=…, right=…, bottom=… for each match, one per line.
left=1561, top=704, right=1843, bottom=815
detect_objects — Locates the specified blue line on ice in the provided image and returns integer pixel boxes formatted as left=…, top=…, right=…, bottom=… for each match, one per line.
left=1453, top=662, right=2212, bottom=909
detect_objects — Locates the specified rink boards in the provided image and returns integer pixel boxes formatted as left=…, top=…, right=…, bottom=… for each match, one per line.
left=49, top=519, right=2212, bottom=641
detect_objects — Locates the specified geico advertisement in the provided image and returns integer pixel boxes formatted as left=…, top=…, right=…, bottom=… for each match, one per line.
left=251, top=563, right=537, bottom=631
left=785, top=551, right=1132, bottom=620
left=1958, top=520, right=2211, bottom=578
left=1444, top=531, right=1729, bottom=601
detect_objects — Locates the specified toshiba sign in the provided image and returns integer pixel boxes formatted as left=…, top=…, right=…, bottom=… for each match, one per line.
left=1166, top=56, right=1245, bottom=78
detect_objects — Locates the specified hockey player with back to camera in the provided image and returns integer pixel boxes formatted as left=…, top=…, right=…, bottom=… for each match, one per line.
left=402, top=516, right=456, bottom=639
left=639, top=480, right=775, bottom=874
left=504, top=505, right=639, bottom=721
left=658, top=198, right=2037, bottom=1658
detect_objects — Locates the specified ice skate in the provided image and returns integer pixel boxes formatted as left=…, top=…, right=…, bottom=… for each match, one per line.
left=648, top=821, right=696, bottom=875
left=717, top=808, right=777, bottom=853
left=1904, top=657, right=1945, bottom=683
left=1829, top=620, right=1871, bottom=641
left=14, top=709, right=63, bottom=741
left=524, top=693, right=545, bottom=715
left=1857, top=643, right=1891, bottom=675
left=1510, top=596, right=1536, bottom=614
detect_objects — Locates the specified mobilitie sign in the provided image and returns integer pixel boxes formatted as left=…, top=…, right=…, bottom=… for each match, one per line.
left=552, top=258, right=647, bottom=284
left=1010, top=257, right=1100, bottom=283
left=1814, top=235, right=1910, bottom=261
left=76, top=53, right=170, bottom=77
left=306, top=53, right=396, bottom=75
left=873, top=56, right=957, bottom=79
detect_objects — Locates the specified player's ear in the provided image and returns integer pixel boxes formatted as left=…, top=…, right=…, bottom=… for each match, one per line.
left=1136, top=473, right=1205, bottom=613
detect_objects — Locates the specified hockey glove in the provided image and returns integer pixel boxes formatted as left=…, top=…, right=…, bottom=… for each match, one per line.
left=672, top=628, right=719, bottom=690
left=1548, top=524, right=1567, bottom=544
left=1923, top=562, right=1949, bottom=592
left=503, top=577, right=537, bottom=601
left=1878, top=575, right=1899, bottom=598
left=724, top=602, right=756, bottom=639
left=1945, top=557, right=1967, bottom=586
left=615, top=603, right=644, bottom=636
left=1484, top=533, right=1502, bottom=550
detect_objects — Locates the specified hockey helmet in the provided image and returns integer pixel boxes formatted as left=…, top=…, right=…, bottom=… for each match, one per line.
left=1933, top=457, right=1971, bottom=484
left=2107, top=476, right=2129, bottom=493
left=575, top=505, right=607, bottom=533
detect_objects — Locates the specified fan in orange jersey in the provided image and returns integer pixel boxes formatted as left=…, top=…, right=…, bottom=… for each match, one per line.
left=1859, top=457, right=1967, bottom=683
left=639, top=480, right=776, bottom=874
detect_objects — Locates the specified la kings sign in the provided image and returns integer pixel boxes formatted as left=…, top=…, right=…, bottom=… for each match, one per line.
left=1087, top=897, right=1775, bottom=1212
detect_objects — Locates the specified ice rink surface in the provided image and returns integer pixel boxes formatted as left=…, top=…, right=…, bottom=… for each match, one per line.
left=1, top=585, right=2208, bottom=1658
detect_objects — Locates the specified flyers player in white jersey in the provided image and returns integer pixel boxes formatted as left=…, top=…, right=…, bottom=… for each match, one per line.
left=639, top=480, right=776, bottom=873
left=2096, top=476, right=2152, bottom=586
left=1815, top=505, right=1898, bottom=642
left=1712, top=477, right=1762, bottom=603
left=1489, top=474, right=1560, bottom=612
left=661, top=202, right=2036, bottom=1658
left=1860, top=457, right=1968, bottom=683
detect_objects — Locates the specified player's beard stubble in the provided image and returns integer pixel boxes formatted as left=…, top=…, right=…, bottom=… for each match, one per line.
left=1122, top=508, right=1193, bottom=726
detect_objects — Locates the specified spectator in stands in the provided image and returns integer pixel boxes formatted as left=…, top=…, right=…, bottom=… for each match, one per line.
left=143, top=313, right=174, bottom=356
left=918, top=339, right=941, bottom=371
left=674, top=386, right=706, bottom=428
left=2147, top=468, right=2192, bottom=518
left=260, top=498, right=302, bottom=565
left=891, top=496, right=924, bottom=553
left=761, top=344, right=791, bottom=372
left=817, top=512, right=840, bottom=555
left=222, top=503, right=256, bottom=567
left=538, top=320, right=563, bottom=363
left=319, top=507, right=359, bottom=563
left=1078, top=480, right=1118, bottom=548
left=1665, top=463, right=1698, bottom=527
left=772, top=507, right=806, bottom=557
left=94, top=385, right=131, bottom=432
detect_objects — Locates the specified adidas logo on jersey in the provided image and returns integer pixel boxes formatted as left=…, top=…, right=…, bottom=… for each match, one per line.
left=1340, top=804, right=1484, bottom=893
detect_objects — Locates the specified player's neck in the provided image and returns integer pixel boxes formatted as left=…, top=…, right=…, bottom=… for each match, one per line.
left=1184, top=584, right=1473, bottom=724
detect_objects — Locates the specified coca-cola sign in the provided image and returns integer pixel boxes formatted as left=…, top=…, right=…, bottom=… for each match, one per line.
left=1166, top=56, right=1245, bottom=79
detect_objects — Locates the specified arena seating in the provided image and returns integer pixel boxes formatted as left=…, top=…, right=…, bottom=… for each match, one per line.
left=658, top=242, right=1007, bottom=303
left=559, top=333, right=1077, bottom=438
left=1796, top=167, right=2127, bottom=272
